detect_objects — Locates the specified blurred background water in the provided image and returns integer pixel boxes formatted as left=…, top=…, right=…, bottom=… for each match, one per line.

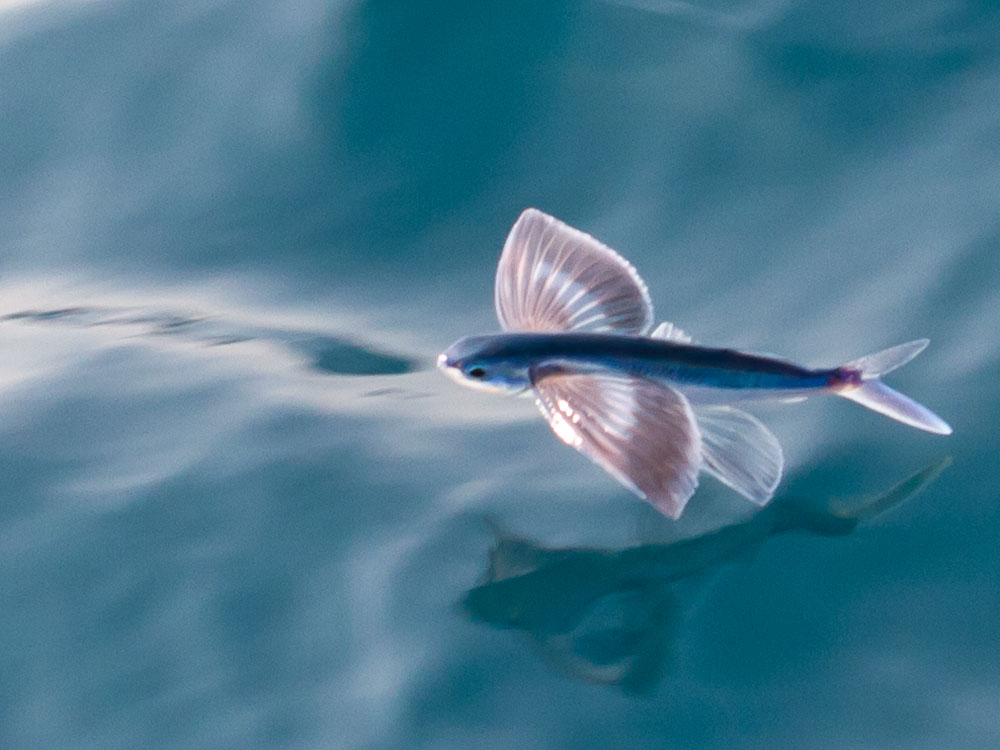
left=0, top=1, right=998, bottom=748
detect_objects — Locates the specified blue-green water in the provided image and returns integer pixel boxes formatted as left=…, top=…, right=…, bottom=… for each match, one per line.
left=1, top=1, right=998, bottom=748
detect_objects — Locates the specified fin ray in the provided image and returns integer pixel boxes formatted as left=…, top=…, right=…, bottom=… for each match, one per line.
left=532, top=371, right=701, bottom=519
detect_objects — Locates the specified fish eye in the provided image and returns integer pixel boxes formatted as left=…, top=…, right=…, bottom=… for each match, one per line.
left=467, top=366, right=486, bottom=378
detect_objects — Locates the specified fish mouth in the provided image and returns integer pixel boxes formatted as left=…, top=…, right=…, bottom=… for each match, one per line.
left=436, top=352, right=466, bottom=386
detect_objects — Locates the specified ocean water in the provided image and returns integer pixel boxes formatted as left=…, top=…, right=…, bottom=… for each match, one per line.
left=1, top=1, right=998, bottom=748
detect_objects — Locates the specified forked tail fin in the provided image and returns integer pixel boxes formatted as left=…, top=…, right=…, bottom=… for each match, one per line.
left=840, top=381, right=951, bottom=434
left=838, top=340, right=952, bottom=435
left=845, top=339, right=929, bottom=378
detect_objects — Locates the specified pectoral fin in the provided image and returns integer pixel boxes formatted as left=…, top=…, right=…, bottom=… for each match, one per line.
left=531, top=371, right=702, bottom=519
left=494, top=209, right=654, bottom=334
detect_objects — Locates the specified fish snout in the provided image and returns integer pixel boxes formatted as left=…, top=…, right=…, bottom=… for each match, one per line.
left=437, top=350, right=470, bottom=386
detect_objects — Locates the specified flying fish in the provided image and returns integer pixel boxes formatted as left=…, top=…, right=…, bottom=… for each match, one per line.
left=438, top=209, right=950, bottom=518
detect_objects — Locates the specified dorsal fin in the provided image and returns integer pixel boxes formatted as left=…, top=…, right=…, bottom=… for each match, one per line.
left=650, top=321, right=693, bottom=344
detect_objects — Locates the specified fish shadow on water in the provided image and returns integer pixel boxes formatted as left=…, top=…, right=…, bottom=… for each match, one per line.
left=2, top=306, right=419, bottom=377
left=461, top=457, right=951, bottom=695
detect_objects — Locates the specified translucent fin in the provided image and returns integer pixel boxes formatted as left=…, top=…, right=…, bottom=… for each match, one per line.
left=839, top=380, right=952, bottom=435
left=531, top=371, right=701, bottom=519
left=650, top=321, right=693, bottom=344
left=694, top=405, right=783, bottom=506
left=846, top=339, right=929, bottom=379
left=494, top=209, right=654, bottom=334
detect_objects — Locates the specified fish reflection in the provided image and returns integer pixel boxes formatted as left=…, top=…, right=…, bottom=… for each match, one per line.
left=462, top=458, right=949, bottom=694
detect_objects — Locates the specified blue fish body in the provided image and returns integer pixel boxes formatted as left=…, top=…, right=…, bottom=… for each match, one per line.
left=442, top=331, right=842, bottom=395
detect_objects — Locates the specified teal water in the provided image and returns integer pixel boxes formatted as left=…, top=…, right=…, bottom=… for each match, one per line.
left=1, top=1, right=998, bottom=748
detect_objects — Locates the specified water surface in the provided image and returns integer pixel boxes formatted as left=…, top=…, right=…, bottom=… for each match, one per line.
left=0, top=1, right=997, bottom=748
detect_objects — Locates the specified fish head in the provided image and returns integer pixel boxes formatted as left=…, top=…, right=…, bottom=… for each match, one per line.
left=438, top=335, right=532, bottom=395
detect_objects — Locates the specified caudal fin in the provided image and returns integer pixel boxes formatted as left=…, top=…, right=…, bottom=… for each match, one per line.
left=841, top=380, right=952, bottom=434
left=845, top=339, right=929, bottom=378
left=838, top=340, right=952, bottom=435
